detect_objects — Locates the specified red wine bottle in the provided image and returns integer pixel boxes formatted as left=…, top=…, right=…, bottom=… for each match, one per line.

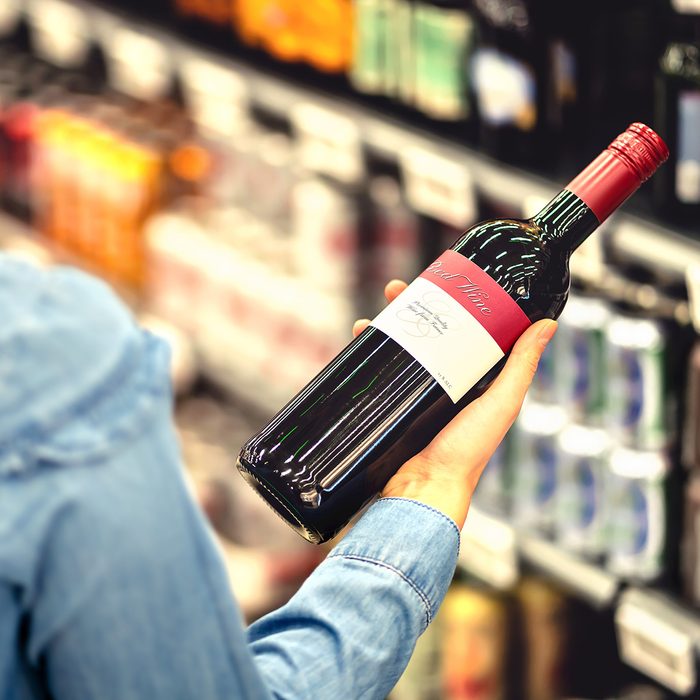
left=237, top=123, right=668, bottom=543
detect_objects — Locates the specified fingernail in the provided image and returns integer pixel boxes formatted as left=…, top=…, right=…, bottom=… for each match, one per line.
left=536, top=320, right=557, bottom=349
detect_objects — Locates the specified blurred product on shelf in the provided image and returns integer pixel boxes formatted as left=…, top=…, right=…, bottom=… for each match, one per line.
left=510, top=402, right=568, bottom=535
left=469, top=0, right=548, bottom=165
left=555, top=424, right=609, bottom=558
left=654, top=1, right=700, bottom=225
left=231, top=0, right=354, bottom=73
left=554, top=295, right=609, bottom=426
left=681, top=472, right=700, bottom=606
left=605, top=314, right=672, bottom=451
left=439, top=579, right=521, bottom=700
left=606, top=448, right=671, bottom=583
left=516, top=576, right=569, bottom=700
left=366, top=174, right=422, bottom=312
left=3, top=2, right=700, bottom=694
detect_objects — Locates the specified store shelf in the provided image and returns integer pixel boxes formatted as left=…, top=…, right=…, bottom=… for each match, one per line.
left=15, top=0, right=699, bottom=287
left=459, top=506, right=620, bottom=609
left=616, top=588, right=700, bottom=696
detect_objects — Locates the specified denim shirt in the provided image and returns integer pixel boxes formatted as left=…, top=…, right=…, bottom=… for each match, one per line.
left=0, top=256, right=460, bottom=700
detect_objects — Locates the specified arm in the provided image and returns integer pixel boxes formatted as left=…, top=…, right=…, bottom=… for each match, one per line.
left=248, top=498, right=459, bottom=699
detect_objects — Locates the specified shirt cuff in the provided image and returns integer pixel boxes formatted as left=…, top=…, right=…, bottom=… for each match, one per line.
left=328, top=497, right=460, bottom=626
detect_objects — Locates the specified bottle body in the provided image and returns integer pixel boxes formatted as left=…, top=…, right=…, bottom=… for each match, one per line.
left=238, top=196, right=585, bottom=543
left=237, top=124, right=668, bottom=543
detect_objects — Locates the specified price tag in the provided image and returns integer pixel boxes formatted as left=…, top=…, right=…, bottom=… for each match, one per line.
left=459, top=507, right=518, bottom=589
left=616, top=590, right=699, bottom=695
left=291, top=103, right=364, bottom=185
left=26, top=0, right=91, bottom=68
left=519, top=534, right=618, bottom=608
left=0, top=0, right=23, bottom=37
left=179, top=52, right=249, bottom=137
left=686, top=264, right=700, bottom=334
left=672, top=0, right=700, bottom=14
left=101, top=24, right=172, bottom=101
left=400, top=146, right=476, bottom=229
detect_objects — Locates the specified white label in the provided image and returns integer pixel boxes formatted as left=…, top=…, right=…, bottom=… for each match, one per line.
left=459, top=507, right=518, bottom=589
left=0, top=0, right=22, bottom=37
left=27, top=0, right=91, bottom=68
left=104, top=26, right=172, bottom=100
left=472, top=48, right=536, bottom=130
left=371, top=276, right=504, bottom=402
left=400, top=146, right=476, bottom=228
left=292, top=103, right=364, bottom=185
left=672, top=0, right=700, bottom=13
left=179, top=54, right=249, bottom=137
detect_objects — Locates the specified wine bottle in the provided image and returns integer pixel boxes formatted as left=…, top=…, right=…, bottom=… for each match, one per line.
left=237, top=123, right=668, bottom=544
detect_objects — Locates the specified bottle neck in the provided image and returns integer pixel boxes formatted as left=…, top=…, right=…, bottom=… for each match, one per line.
left=531, top=189, right=600, bottom=252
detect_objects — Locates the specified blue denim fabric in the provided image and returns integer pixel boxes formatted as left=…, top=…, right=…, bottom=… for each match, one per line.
left=0, top=257, right=460, bottom=699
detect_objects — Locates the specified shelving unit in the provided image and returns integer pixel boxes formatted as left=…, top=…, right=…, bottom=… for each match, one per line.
left=3, top=0, right=700, bottom=695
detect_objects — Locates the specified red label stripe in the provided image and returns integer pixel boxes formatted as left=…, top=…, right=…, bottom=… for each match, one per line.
left=419, top=249, right=531, bottom=353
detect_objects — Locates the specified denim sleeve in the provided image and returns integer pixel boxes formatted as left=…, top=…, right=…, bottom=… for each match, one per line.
left=0, top=257, right=460, bottom=700
left=248, top=498, right=460, bottom=699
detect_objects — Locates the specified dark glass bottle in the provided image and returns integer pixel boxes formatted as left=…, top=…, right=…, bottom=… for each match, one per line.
left=654, top=6, right=700, bottom=225
left=237, top=124, right=668, bottom=543
left=469, top=0, right=549, bottom=167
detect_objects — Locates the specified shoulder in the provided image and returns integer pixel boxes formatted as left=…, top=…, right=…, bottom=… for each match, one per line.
left=0, top=256, right=171, bottom=474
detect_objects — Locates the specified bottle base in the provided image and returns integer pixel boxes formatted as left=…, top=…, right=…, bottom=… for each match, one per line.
left=236, top=458, right=325, bottom=544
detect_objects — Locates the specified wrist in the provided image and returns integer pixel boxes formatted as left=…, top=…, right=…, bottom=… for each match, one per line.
left=381, top=458, right=471, bottom=530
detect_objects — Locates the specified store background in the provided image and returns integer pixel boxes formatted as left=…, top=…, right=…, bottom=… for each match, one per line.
left=0, top=0, right=699, bottom=697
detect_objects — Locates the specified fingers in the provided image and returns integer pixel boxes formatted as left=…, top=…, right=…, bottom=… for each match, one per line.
left=478, top=319, right=557, bottom=422
left=353, top=319, right=370, bottom=337
left=384, top=279, right=408, bottom=303
left=420, top=319, right=557, bottom=472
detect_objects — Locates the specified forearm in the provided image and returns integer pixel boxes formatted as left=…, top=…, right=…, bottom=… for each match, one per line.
left=248, top=498, right=460, bottom=700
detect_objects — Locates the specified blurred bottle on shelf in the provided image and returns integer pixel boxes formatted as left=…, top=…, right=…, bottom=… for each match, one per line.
left=232, top=0, right=353, bottom=74
left=516, top=576, right=570, bottom=700
left=413, top=0, right=475, bottom=122
left=654, top=1, right=700, bottom=225
left=469, top=0, right=547, bottom=166
left=366, top=175, right=421, bottom=312
left=681, top=472, right=700, bottom=606
left=439, top=578, right=522, bottom=700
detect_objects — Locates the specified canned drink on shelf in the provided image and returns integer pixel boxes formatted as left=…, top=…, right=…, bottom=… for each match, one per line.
left=605, top=448, right=670, bottom=582
left=605, top=314, right=669, bottom=450
left=555, top=424, right=609, bottom=557
left=510, top=402, right=568, bottom=534
left=473, top=431, right=512, bottom=517
left=554, top=294, right=609, bottom=424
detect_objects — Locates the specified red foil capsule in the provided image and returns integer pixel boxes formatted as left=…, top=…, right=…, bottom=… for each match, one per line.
left=566, top=122, right=669, bottom=222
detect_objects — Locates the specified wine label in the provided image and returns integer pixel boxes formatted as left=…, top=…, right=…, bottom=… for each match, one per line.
left=370, top=249, right=531, bottom=402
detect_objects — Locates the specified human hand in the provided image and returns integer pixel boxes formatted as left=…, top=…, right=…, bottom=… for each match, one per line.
left=353, top=280, right=557, bottom=530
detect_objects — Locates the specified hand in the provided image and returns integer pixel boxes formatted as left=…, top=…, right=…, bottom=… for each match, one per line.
left=353, top=280, right=557, bottom=530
